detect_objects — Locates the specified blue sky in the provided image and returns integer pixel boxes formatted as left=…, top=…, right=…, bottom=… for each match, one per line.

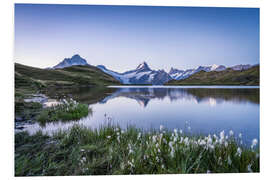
left=14, top=4, right=259, bottom=72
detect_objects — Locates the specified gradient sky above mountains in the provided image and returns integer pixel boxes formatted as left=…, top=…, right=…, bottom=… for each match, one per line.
left=15, top=4, right=259, bottom=72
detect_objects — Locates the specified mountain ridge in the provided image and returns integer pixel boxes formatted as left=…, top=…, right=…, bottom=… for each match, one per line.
left=97, top=62, right=256, bottom=85
left=165, top=65, right=259, bottom=86
left=49, top=54, right=258, bottom=85
left=15, top=63, right=120, bottom=90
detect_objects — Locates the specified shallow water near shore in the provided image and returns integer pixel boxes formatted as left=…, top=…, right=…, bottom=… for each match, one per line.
left=19, top=86, right=259, bottom=145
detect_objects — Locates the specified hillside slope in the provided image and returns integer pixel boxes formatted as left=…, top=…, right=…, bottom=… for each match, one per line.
left=165, top=65, right=259, bottom=86
left=15, top=63, right=120, bottom=91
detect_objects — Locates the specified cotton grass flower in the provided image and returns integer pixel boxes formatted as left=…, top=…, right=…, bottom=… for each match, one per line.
left=143, top=155, right=147, bottom=160
left=199, top=139, right=206, bottom=146
left=213, top=134, right=218, bottom=141
left=180, top=137, right=183, bottom=143
left=209, top=144, right=215, bottom=151
left=236, top=147, right=242, bottom=157
left=62, top=99, right=68, bottom=104
left=137, top=132, right=141, bottom=140
left=251, top=138, right=258, bottom=149
left=207, top=135, right=212, bottom=145
left=168, top=141, right=175, bottom=157
left=179, top=129, right=183, bottom=134
left=128, top=146, right=134, bottom=154
left=239, top=133, right=242, bottom=138
left=220, top=130, right=225, bottom=140
left=184, top=137, right=189, bottom=145
left=152, top=135, right=157, bottom=143
left=169, top=141, right=173, bottom=149
left=219, top=138, right=223, bottom=145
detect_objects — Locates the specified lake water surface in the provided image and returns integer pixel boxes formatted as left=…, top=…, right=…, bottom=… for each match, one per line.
left=21, top=86, right=259, bottom=145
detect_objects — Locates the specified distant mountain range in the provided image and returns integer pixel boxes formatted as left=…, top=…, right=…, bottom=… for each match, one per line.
left=50, top=54, right=258, bottom=85
left=166, top=65, right=259, bottom=86
left=97, top=62, right=172, bottom=85
left=168, top=64, right=227, bottom=80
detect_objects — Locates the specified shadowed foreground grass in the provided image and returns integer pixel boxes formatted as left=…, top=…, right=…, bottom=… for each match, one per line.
left=15, top=125, right=259, bottom=176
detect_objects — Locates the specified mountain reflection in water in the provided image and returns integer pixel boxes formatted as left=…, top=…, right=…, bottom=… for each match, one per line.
left=101, top=87, right=259, bottom=107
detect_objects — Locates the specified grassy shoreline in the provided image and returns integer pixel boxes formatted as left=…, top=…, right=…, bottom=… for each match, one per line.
left=15, top=125, right=259, bottom=176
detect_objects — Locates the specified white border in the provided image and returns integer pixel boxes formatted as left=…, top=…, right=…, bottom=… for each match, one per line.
left=1, top=0, right=269, bottom=180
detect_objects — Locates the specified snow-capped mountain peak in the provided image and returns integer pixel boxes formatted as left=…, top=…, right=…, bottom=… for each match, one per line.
left=52, top=54, right=88, bottom=69
left=210, top=64, right=226, bottom=71
left=210, top=64, right=219, bottom=71
left=136, top=61, right=151, bottom=71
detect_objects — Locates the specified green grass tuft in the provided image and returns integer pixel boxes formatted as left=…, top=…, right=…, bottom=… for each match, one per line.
left=37, top=99, right=91, bottom=125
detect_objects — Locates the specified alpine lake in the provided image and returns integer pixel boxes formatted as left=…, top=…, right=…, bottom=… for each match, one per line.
left=19, top=85, right=259, bottom=146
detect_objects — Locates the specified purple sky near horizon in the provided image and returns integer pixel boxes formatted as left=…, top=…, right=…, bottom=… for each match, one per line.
left=14, top=4, right=259, bottom=72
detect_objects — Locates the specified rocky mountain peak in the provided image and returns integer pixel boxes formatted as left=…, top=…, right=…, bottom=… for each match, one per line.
left=52, top=54, right=88, bottom=69
left=136, top=61, right=151, bottom=71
